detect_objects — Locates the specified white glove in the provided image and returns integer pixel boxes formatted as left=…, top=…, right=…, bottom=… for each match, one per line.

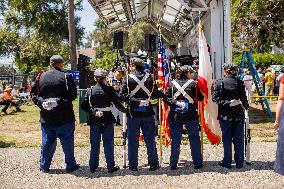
left=42, top=99, right=58, bottom=111
left=95, top=111, right=103, bottom=117
left=176, top=101, right=186, bottom=109
left=229, top=99, right=241, bottom=107
left=139, top=100, right=149, bottom=107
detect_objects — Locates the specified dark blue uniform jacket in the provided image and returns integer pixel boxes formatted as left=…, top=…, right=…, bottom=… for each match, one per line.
left=81, top=82, right=127, bottom=125
left=212, top=76, right=249, bottom=121
left=31, top=67, right=77, bottom=125
left=119, top=72, right=164, bottom=118
left=164, top=79, right=204, bottom=123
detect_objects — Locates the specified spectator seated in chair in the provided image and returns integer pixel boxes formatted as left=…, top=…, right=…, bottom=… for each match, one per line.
left=1, top=85, right=21, bottom=114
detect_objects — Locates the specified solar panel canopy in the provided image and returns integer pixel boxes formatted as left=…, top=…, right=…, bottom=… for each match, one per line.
left=88, top=0, right=211, bottom=37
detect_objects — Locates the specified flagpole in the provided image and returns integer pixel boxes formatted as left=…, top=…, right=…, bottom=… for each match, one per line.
left=199, top=101, right=204, bottom=158
left=159, top=98, right=163, bottom=163
left=198, top=11, right=204, bottom=158
left=156, top=20, right=164, bottom=163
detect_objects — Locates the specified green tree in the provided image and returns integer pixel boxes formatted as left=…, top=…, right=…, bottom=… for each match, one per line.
left=231, top=0, right=284, bottom=53
left=0, top=0, right=84, bottom=74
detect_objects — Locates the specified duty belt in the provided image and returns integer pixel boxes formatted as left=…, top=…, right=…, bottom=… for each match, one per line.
left=93, top=107, right=111, bottom=111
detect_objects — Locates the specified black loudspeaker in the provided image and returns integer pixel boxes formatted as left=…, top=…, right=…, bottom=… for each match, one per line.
left=77, top=54, right=91, bottom=71
left=113, top=31, right=123, bottom=49
left=79, top=70, right=95, bottom=89
left=145, top=34, right=156, bottom=52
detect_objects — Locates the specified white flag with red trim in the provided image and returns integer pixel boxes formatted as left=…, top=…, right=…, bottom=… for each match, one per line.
left=198, top=25, right=221, bottom=145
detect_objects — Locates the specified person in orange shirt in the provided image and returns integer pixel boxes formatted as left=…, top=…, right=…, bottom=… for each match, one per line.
left=1, top=85, right=21, bottom=114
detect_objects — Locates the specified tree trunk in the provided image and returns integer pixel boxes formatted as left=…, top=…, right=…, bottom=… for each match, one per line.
left=68, top=0, right=77, bottom=70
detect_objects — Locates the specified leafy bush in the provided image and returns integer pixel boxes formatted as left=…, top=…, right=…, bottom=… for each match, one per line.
left=233, top=53, right=284, bottom=67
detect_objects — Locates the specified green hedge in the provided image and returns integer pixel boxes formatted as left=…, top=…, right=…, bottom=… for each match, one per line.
left=233, top=53, right=284, bottom=67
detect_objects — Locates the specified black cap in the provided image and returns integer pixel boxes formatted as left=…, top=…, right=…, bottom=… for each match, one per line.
left=50, top=55, right=64, bottom=64
left=224, top=65, right=237, bottom=72
left=115, top=66, right=124, bottom=72
left=94, top=68, right=108, bottom=77
left=130, top=57, right=144, bottom=68
left=180, top=65, right=194, bottom=72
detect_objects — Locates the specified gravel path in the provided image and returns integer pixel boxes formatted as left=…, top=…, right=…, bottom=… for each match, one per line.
left=0, top=142, right=283, bottom=189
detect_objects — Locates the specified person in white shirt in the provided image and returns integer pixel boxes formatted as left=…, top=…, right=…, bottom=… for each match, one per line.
left=243, top=71, right=254, bottom=103
left=165, top=45, right=176, bottom=60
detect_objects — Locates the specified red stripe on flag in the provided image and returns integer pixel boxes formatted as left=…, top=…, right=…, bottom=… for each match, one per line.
left=197, top=76, right=208, bottom=96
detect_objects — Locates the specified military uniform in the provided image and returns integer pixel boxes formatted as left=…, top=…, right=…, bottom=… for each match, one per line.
left=81, top=68, right=127, bottom=173
left=212, top=65, right=249, bottom=169
left=31, top=55, right=79, bottom=173
left=119, top=58, right=163, bottom=171
left=164, top=65, right=204, bottom=170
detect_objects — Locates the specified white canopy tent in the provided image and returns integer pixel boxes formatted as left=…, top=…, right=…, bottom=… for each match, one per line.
left=88, top=0, right=232, bottom=79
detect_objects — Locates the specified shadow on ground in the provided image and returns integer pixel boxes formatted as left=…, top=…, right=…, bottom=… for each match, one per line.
left=249, top=105, right=275, bottom=124
left=48, top=160, right=274, bottom=178
left=0, top=140, right=16, bottom=148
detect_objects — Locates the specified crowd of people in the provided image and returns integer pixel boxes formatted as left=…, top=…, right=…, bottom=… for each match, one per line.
left=27, top=54, right=283, bottom=177
left=241, top=67, right=284, bottom=103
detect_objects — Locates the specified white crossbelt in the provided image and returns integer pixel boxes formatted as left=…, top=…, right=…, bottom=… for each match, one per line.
left=172, top=79, right=195, bottom=104
left=129, top=74, right=151, bottom=98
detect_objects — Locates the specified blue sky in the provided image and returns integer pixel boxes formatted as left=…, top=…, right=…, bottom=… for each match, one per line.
left=76, top=0, right=98, bottom=35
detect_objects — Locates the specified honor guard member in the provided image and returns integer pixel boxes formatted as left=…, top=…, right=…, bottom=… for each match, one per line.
left=212, top=65, right=249, bottom=169
left=119, top=57, right=163, bottom=171
left=81, top=68, right=127, bottom=173
left=108, top=66, right=124, bottom=125
left=31, top=55, right=79, bottom=173
left=164, top=65, right=204, bottom=170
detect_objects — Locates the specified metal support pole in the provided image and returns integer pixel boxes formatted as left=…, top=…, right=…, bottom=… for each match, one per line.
left=122, top=106, right=127, bottom=168
left=245, top=109, right=251, bottom=165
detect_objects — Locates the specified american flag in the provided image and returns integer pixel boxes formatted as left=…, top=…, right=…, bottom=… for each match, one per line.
left=157, top=29, right=171, bottom=146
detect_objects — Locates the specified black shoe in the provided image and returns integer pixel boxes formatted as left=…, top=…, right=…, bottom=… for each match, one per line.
left=236, top=164, right=243, bottom=169
left=16, top=107, right=21, bottom=112
left=1, top=110, right=7, bottom=114
left=129, top=167, right=138, bottom=171
left=66, top=164, right=80, bottom=173
left=194, top=164, right=203, bottom=169
left=108, top=166, right=120, bottom=173
left=90, top=168, right=96, bottom=173
left=149, top=164, right=160, bottom=171
left=170, top=166, right=177, bottom=170
left=40, top=168, right=49, bottom=173
left=218, top=161, right=232, bottom=169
